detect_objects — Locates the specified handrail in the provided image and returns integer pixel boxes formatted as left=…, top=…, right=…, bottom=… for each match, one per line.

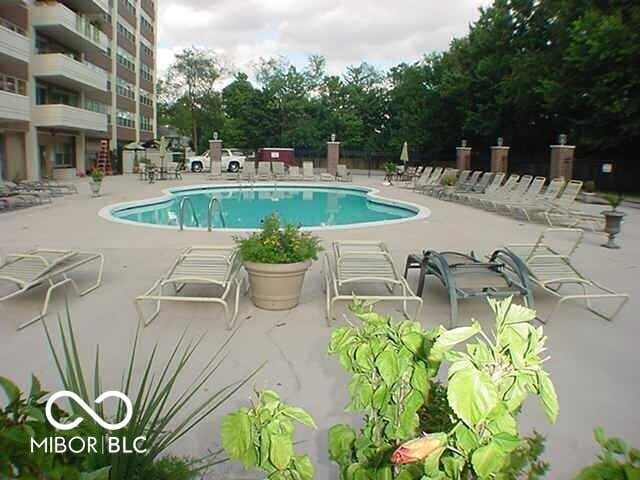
left=178, top=197, right=199, bottom=231
left=208, top=197, right=226, bottom=231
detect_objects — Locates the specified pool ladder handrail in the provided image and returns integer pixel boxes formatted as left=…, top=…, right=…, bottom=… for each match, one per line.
left=208, top=197, right=226, bottom=231
left=178, top=197, right=200, bottom=231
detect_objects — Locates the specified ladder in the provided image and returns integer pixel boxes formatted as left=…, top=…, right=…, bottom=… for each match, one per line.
left=95, top=139, right=113, bottom=175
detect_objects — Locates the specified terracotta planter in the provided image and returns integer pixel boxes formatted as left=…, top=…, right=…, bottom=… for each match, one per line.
left=89, top=180, right=102, bottom=197
left=602, top=210, right=625, bottom=249
left=244, top=260, right=312, bottom=310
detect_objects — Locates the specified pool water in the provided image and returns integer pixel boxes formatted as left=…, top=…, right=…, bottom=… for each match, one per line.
left=110, top=186, right=419, bottom=229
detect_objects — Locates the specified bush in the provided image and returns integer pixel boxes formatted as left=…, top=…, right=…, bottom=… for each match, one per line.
left=583, top=180, right=596, bottom=193
left=90, top=170, right=104, bottom=183
left=235, top=214, right=322, bottom=264
left=440, top=175, right=457, bottom=187
left=139, top=456, right=200, bottom=480
left=575, top=428, right=640, bottom=480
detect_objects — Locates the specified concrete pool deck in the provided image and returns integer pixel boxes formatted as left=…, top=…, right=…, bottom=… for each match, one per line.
left=1, top=174, right=638, bottom=478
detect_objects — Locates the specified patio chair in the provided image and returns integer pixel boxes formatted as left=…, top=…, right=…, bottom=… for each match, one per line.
left=0, top=249, right=104, bottom=330
left=257, top=162, right=272, bottom=181
left=208, top=161, right=224, bottom=181
left=19, top=179, right=77, bottom=195
left=502, top=228, right=629, bottom=322
left=288, top=166, right=303, bottom=180
left=415, top=167, right=443, bottom=194
left=511, top=178, right=566, bottom=221
left=471, top=173, right=518, bottom=208
left=536, top=181, right=600, bottom=230
left=0, top=182, right=39, bottom=207
left=404, top=249, right=531, bottom=328
left=337, top=164, right=352, bottom=182
left=239, top=162, right=257, bottom=182
left=423, top=168, right=458, bottom=196
left=272, top=161, right=287, bottom=180
left=435, top=170, right=471, bottom=199
left=409, top=166, right=433, bottom=190
left=3, top=181, right=52, bottom=204
left=495, top=176, right=547, bottom=215
left=453, top=172, right=498, bottom=203
left=302, top=161, right=316, bottom=181
left=323, top=241, right=423, bottom=325
left=136, top=246, right=244, bottom=330
left=482, top=175, right=531, bottom=211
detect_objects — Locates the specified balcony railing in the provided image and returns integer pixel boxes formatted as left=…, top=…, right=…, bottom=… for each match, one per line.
left=0, top=73, right=27, bottom=96
left=0, top=17, right=27, bottom=36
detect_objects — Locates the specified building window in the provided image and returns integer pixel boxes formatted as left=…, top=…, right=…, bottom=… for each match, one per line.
left=116, top=77, right=135, bottom=100
left=0, top=73, right=27, bottom=96
left=140, top=15, right=153, bottom=35
left=117, top=110, right=136, bottom=128
left=140, top=115, right=153, bottom=131
left=120, top=0, right=136, bottom=15
left=117, top=47, right=136, bottom=72
left=140, top=63, right=153, bottom=82
left=140, top=88, right=153, bottom=106
left=118, top=21, right=136, bottom=44
left=141, top=42, right=153, bottom=58
left=54, top=143, right=75, bottom=168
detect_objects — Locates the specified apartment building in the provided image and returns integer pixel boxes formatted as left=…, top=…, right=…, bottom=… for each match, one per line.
left=0, top=0, right=157, bottom=181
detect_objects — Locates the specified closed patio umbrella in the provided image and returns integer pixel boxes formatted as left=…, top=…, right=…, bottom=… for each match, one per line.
left=400, top=141, right=409, bottom=165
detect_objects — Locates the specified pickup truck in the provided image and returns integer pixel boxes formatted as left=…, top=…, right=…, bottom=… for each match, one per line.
left=185, top=149, right=246, bottom=173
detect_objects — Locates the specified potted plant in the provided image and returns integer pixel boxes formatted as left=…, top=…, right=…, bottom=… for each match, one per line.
left=89, top=169, right=104, bottom=197
left=440, top=174, right=457, bottom=195
left=601, top=193, right=625, bottom=249
left=581, top=180, right=597, bottom=203
left=383, top=161, right=397, bottom=185
left=236, top=214, right=322, bottom=310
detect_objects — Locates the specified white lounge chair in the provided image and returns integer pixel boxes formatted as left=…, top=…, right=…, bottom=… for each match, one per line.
left=410, top=166, right=433, bottom=190
left=503, top=228, right=629, bottom=322
left=0, top=249, right=105, bottom=330
left=472, top=174, right=519, bottom=208
left=512, top=178, right=566, bottom=221
left=135, top=246, right=244, bottom=329
left=257, top=162, right=272, bottom=181
left=415, top=167, right=443, bottom=193
left=302, top=161, right=316, bottom=181
left=288, top=166, right=303, bottom=180
left=484, top=175, right=534, bottom=211
left=323, top=241, right=423, bottom=325
left=272, top=161, right=287, bottom=180
left=336, top=164, right=352, bottom=182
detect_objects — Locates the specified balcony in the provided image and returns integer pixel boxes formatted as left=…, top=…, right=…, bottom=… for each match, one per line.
left=32, top=104, right=108, bottom=133
left=0, top=90, right=30, bottom=122
left=32, top=53, right=108, bottom=93
left=0, top=18, right=30, bottom=63
left=60, top=0, right=109, bottom=15
left=32, top=3, right=109, bottom=55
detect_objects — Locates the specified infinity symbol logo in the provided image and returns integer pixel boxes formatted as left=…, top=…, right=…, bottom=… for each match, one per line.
left=45, top=391, right=133, bottom=431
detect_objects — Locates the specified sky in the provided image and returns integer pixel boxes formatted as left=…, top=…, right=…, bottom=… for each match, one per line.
left=157, top=0, right=491, bottom=80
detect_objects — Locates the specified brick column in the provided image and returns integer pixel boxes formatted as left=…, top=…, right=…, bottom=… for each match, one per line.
left=490, top=146, right=510, bottom=173
left=550, top=144, right=576, bottom=180
left=456, top=147, right=472, bottom=170
left=209, top=138, right=222, bottom=168
left=327, top=141, right=340, bottom=176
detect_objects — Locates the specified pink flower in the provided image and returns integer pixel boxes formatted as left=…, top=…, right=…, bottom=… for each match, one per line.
left=391, top=435, right=442, bottom=465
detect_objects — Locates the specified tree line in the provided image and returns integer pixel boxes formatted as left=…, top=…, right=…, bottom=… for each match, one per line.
left=158, top=0, right=639, bottom=168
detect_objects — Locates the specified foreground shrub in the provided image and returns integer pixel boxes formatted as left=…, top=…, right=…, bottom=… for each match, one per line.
left=575, top=428, right=640, bottom=480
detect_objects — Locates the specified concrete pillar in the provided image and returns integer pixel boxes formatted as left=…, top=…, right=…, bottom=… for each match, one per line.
left=550, top=144, right=576, bottom=180
left=327, top=141, right=340, bottom=176
left=456, top=147, right=472, bottom=170
left=209, top=139, right=222, bottom=168
left=25, top=126, right=39, bottom=180
left=490, top=146, right=510, bottom=173
left=75, top=133, right=86, bottom=174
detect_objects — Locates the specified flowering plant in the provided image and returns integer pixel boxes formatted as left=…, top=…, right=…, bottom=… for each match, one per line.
left=235, top=214, right=322, bottom=264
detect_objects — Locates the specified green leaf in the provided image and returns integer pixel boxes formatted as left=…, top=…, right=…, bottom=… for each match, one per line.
left=349, top=374, right=373, bottom=411
left=492, top=432, right=522, bottom=453
left=411, top=363, right=429, bottom=398
left=292, top=455, right=315, bottom=480
left=375, top=349, right=399, bottom=387
left=429, top=322, right=481, bottom=363
left=455, top=424, right=480, bottom=454
left=594, top=427, right=606, bottom=445
left=372, top=384, right=390, bottom=410
left=538, top=373, right=559, bottom=424
left=260, top=390, right=281, bottom=411
left=220, top=409, right=257, bottom=467
left=448, top=366, right=498, bottom=426
left=471, top=441, right=507, bottom=478
left=328, top=424, right=356, bottom=464
left=328, top=327, right=356, bottom=354
left=29, top=375, right=43, bottom=399
left=443, top=455, right=465, bottom=478
left=401, top=331, right=424, bottom=353
left=270, top=433, right=293, bottom=470
left=355, top=343, right=374, bottom=371
left=282, top=406, right=316, bottom=428
left=0, top=376, right=20, bottom=405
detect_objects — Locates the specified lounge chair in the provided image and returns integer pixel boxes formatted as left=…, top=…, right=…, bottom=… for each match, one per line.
left=415, top=167, right=443, bottom=194
left=535, top=181, right=600, bottom=230
left=453, top=172, right=499, bottom=203
left=272, top=161, right=287, bottom=180
left=0, top=181, right=41, bottom=207
left=239, top=163, right=257, bottom=182
left=136, top=246, right=244, bottom=329
left=423, top=168, right=458, bottom=196
left=257, top=162, right=272, bottom=181
left=511, top=178, right=566, bottom=221
left=302, top=161, right=316, bottom=181
left=3, top=181, right=52, bottom=204
left=472, top=174, right=519, bottom=208
left=404, top=249, right=531, bottom=328
left=336, top=164, right=352, bottom=182
left=0, top=249, right=104, bottom=330
left=495, top=176, right=547, bottom=215
left=323, top=241, right=423, bottom=324
left=502, top=228, right=629, bottom=322
left=208, top=161, right=224, bottom=181
left=455, top=171, right=482, bottom=194
left=481, top=175, right=530, bottom=210
left=288, top=166, right=303, bottom=180
left=19, top=179, right=77, bottom=195
left=409, top=166, right=433, bottom=190
left=435, top=170, right=470, bottom=199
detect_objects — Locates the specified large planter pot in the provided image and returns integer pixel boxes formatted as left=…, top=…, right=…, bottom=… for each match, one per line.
left=244, top=260, right=312, bottom=310
left=602, top=210, right=625, bottom=249
left=89, top=180, right=102, bottom=197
